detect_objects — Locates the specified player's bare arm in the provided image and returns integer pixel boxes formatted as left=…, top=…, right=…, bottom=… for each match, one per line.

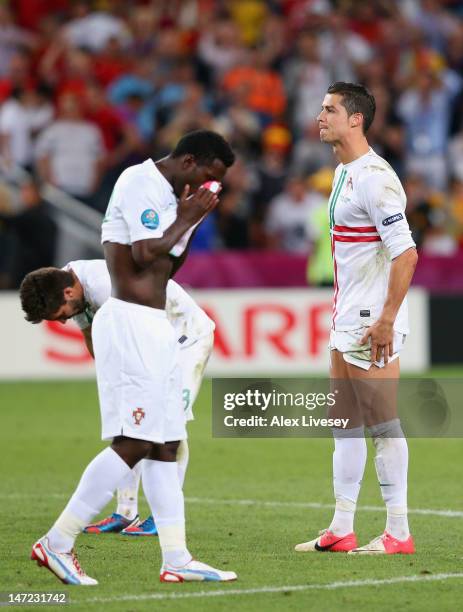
left=131, top=184, right=218, bottom=267
left=361, top=247, right=418, bottom=363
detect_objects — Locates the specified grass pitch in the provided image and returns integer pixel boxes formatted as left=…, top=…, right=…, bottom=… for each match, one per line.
left=1, top=374, right=462, bottom=611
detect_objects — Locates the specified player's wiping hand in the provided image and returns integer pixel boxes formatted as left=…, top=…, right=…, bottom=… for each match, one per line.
left=177, top=184, right=219, bottom=224
left=360, top=319, right=394, bottom=364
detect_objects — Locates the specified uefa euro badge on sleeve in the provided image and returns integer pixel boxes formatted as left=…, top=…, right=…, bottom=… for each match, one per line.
left=141, top=209, right=160, bottom=230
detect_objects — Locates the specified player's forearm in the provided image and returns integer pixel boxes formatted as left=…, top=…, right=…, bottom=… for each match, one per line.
left=379, top=247, right=418, bottom=324
left=132, top=217, right=197, bottom=268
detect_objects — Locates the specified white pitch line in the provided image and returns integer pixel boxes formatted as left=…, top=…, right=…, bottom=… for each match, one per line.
left=1, top=493, right=462, bottom=518
left=184, top=497, right=463, bottom=518
left=78, top=573, right=463, bottom=605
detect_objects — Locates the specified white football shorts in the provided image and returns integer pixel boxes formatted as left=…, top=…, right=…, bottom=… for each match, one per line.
left=330, top=327, right=406, bottom=370
left=92, top=297, right=186, bottom=443
left=179, top=332, right=214, bottom=421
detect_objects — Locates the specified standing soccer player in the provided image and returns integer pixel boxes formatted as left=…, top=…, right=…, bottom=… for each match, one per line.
left=31, top=130, right=237, bottom=584
left=295, top=83, right=418, bottom=554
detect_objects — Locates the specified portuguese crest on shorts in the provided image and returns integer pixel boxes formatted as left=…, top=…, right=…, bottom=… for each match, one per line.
left=132, top=407, right=145, bottom=426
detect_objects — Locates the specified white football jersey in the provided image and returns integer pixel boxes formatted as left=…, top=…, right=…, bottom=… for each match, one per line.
left=65, top=259, right=215, bottom=346
left=101, top=158, right=193, bottom=257
left=329, top=148, right=416, bottom=333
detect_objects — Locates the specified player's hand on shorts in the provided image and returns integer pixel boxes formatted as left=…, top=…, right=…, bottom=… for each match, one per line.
left=177, top=184, right=219, bottom=224
left=360, top=319, right=394, bottom=363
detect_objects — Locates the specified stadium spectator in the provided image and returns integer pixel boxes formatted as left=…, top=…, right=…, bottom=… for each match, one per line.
left=154, top=82, right=213, bottom=156
left=63, top=1, right=131, bottom=53
left=305, top=166, right=334, bottom=287
left=319, top=12, right=372, bottom=83
left=448, top=124, right=463, bottom=183
left=0, top=0, right=462, bottom=265
left=35, top=92, right=105, bottom=203
left=0, top=5, right=37, bottom=77
left=229, top=0, right=269, bottom=47
left=0, top=181, right=16, bottom=288
left=258, top=13, right=287, bottom=69
left=212, top=84, right=261, bottom=157
left=397, top=58, right=461, bottom=190
left=0, top=85, right=53, bottom=170
left=154, top=60, right=208, bottom=132
left=0, top=48, right=35, bottom=103
left=128, top=5, right=158, bottom=58
left=221, top=46, right=287, bottom=124
left=445, top=20, right=463, bottom=75
left=421, top=222, right=458, bottom=255
left=197, top=17, right=245, bottom=83
left=284, top=30, right=331, bottom=136
left=0, top=177, right=56, bottom=288
left=447, top=177, right=463, bottom=245
left=84, top=83, right=145, bottom=213
left=93, top=37, right=134, bottom=88
left=403, top=173, right=438, bottom=248
left=291, top=120, right=335, bottom=175
left=249, top=124, right=291, bottom=246
left=408, top=0, right=459, bottom=54
left=214, top=157, right=252, bottom=249
left=39, top=43, right=97, bottom=100
left=107, top=57, right=155, bottom=108
left=265, top=174, right=321, bottom=253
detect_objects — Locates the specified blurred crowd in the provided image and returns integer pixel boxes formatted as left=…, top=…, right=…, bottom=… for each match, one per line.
left=2, top=0, right=463, bottom=288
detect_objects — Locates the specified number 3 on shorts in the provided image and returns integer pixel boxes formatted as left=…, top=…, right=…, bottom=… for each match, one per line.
left=182, top=388, right=191, bottom=412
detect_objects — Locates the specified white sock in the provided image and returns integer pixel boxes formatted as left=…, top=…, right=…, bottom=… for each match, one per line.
left=328, top=426, right=367, bottom=536
left=142, top=459, right=191, bottom=567
left=176, top=440, right=189, bottom=488
left=370, top=419, right=410, bottom=540
left=47, top=447, right=132, bottom=552
left=116, top=461, right=141, bottom=520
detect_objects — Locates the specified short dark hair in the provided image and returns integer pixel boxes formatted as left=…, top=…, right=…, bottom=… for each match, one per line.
left=172, top=130, right=235, bottom=167
left=327, top=82, right=376, bottom=133
left=19, top=268, right=74, bottom=323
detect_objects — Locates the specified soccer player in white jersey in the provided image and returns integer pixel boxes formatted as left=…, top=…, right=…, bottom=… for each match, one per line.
left=20, top=259, right=215, bottom=536
left=28, top=130, right=237, bottom=585
left=295, top=83, right=418, bottom=555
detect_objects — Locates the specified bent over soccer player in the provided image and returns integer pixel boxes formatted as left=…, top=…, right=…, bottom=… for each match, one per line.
left=295, top=83, right=418, bottom=555
left=30, top=130, right=236, bottom=584
left=20, top=258, right=215, bottom=535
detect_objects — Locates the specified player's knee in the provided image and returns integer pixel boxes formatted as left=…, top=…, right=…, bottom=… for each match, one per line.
left=368, top=418, right=403, bottom=438
left=368, top=418, right=404, bottom=452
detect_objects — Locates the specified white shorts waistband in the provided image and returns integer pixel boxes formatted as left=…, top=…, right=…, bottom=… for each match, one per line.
left=107, top=296, right=167, bottom=318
